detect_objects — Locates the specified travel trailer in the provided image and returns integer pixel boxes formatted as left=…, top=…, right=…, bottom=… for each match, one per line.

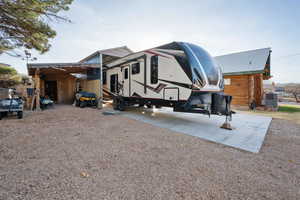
left=105, top=42, right=234, bottom=126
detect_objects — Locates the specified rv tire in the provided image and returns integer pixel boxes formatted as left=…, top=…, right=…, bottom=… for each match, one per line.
left=118, top=99, right=125, bottom=111
left=113, top=97, right=119, bottom=110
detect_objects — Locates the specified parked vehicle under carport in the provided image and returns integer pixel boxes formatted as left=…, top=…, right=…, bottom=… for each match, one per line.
left=0, top=88, right=23, bottom=120
left=75, top=91, right=98, bottom=108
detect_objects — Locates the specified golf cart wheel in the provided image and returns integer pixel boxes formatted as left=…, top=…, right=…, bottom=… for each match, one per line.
left=80, top=101, right=87, bottom=108
left=17, top=111, right=23, bottom=119
left=146, top=104, right=152, bottom=109
left=155, top=105, right=162, bottom=109
left=94, top=100, right=98, bottom=108
left=75, top=100, right=80, bottom=107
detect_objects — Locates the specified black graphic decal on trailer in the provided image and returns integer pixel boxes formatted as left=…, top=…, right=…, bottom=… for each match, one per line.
left=133, top=80, right=167, bottom=94
left=132, top=92, right=142, bottom=97
left=158, top=79, right=192, bottom=89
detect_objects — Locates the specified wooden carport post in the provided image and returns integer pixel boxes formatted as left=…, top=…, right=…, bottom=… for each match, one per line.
left=34, top=68, right=41, bottom=111
left=97, top=53, right=103, bottom=109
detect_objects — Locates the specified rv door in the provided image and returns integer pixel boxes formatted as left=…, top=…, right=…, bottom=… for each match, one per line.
left=122, top=66, right=130, bottom=97
left=110, top=74, right=118, bottom=94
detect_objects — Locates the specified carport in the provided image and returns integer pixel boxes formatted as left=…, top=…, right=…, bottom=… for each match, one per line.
left=27, top=46, right=133, bottom=110
left=27, top=62, right=100, bottom=109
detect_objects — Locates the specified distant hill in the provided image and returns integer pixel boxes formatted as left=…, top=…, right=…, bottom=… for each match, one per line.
left=276, top=83, right=300, bottom=87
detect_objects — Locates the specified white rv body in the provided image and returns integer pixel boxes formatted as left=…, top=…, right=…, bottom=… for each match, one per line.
left=105, top=42, right=233, bottom=118
left=106, top=50, right=192, bottom=101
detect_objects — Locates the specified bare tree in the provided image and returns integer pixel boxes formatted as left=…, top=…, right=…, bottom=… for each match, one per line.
left=285, top=85, right=300, bottom=103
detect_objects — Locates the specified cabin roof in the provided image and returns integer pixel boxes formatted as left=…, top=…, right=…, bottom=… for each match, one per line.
left=214, top=48, right=271, bottom=75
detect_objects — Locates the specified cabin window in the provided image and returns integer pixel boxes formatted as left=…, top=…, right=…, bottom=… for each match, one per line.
left=224, top=78, right=231, bottom=85
left=151, top=56, right=158, bottom=84
left=102, top=71, right=107, bottom=84
left=132, top=63, right=140, bottom=75
left=124, top=68, right=128, bottom=79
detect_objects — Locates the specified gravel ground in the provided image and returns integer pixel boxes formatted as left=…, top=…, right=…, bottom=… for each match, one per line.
left=0, top=105, right=299, bottom=200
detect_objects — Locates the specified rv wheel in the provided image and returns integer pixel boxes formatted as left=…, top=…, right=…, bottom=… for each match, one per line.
left=118, top=99, right=125, bottom=111
left=113, top=98, right=119, bottom=110
left=17, top=111, right=23, bottom=119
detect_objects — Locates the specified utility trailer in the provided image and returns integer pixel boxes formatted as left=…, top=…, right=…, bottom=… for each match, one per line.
left=105, top=42, right=234, bottom=129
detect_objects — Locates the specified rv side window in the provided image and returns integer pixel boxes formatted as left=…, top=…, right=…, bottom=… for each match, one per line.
left=151, top=56, right=158, bottom=84
left=132, top=63, right=140, bottom=75
left=124, top=68, right=128, bottom=79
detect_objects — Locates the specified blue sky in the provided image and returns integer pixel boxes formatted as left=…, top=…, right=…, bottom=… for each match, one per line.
left=1, top=0, right=300, bottom=83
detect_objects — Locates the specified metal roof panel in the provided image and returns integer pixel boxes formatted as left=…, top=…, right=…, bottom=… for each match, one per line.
left=214, top=48, right=271, bottom=74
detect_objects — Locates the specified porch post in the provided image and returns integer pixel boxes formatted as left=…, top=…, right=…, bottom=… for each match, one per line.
left=97, top=53, right=103, bottom=109
left=34, top=69, right=41, bottom=111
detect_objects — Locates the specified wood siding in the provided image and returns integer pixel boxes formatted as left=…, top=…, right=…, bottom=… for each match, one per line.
left=80, top=79, right=100, bottom=98
left=224, top=74, right=263, bottom=106
left=41, top=74, right=76, bottom=104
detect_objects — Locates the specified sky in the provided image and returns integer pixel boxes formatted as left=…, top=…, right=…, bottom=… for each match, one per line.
left=1, top=0, right=300, bottom=83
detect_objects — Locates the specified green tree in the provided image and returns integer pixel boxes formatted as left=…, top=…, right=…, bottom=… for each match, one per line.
left=0, top=64, right=17, bottom=75
left=0, top=0, right=73, bottom=55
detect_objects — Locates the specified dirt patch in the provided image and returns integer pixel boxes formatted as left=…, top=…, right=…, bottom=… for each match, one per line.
left=0, top=105, right=299, bottom=199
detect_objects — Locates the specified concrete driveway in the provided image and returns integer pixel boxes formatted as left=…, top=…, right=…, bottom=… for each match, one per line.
left=119, top=107, right=272, bottom=153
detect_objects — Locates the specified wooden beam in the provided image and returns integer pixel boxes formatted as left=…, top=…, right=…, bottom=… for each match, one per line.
left=98, top=53, right=103, bottom=109
left=248, top=75, right=255, bottom=105
left=50, top=66, right=67, bottom=72
left=34, top=69, right=41, bottom=111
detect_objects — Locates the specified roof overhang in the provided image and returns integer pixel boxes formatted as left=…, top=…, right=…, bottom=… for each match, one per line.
left=27, top=62, right=99, bottom=76
left=223, top=70, right=265, bottom=76
left=79, top=46, right=133, bottom=63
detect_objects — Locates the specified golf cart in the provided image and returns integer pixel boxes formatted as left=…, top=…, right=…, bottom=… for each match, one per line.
left=75, top=91, right=98, bottom=108
left=0, top=88, right=23, bottom=120
left=40, top=96, right=54, bottom=110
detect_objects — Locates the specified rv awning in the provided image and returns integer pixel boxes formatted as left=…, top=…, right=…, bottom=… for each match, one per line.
left=27, top=62, right=99, bottom=76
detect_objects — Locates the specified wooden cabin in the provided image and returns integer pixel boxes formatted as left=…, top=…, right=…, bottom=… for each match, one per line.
left=215, top=48, right=272, bottom=107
